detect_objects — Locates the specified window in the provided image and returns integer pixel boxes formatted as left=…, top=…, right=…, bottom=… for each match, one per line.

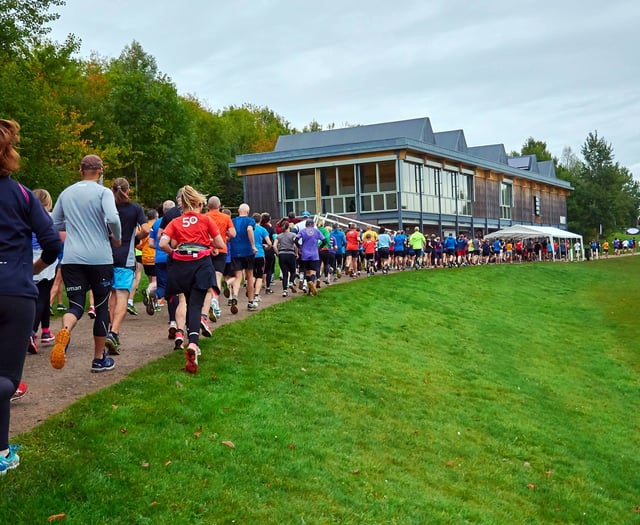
left=281, top=168, right=316, bottom=215
left=358, top=160, right=398, bottom=212
left=500, top=182, right=513, bottom=220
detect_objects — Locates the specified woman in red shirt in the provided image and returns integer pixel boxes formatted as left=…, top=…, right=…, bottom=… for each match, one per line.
left=159, top=186, right=224, bottom=373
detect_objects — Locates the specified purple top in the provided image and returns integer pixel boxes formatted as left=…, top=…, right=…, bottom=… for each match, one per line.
left=296, top=226, right=324, bottom=261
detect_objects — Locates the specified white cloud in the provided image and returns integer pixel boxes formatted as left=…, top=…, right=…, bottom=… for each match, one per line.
left=48, top=0, right=640, bottom=179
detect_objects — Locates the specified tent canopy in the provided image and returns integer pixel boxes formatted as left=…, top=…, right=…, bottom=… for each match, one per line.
left=484, top=225, right=582, bottom=241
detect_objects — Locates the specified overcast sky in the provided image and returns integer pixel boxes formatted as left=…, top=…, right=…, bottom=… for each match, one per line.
left=48, top=0, right=640, bottom=179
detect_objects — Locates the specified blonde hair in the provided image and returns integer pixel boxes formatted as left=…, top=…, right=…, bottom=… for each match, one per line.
left=0, top=119, right=20, bottom=176
left=181, top=185, right=205, bottom=212
left=33, top=189, right=53, bottom=211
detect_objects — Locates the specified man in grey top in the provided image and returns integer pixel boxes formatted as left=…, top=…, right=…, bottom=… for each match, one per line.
left=50, top=154, right=122, bottom=372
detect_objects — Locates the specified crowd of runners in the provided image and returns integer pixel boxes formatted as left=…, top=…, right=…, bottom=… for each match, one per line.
left=1, top=133, right=638, bottom=475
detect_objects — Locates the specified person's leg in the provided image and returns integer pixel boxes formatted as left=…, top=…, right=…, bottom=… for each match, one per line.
left=0, top=296, right=34, bottom=457
left=127, top=260, right=143, bottom=314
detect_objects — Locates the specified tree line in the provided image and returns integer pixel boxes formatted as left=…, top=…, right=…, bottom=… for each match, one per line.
left=2, top=1, right=638, bottom=238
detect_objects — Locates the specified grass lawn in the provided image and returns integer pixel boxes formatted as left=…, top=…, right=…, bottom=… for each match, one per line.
left=3, top=257, right=639, bottom=524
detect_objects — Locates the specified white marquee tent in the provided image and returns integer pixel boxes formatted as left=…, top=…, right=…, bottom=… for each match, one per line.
left=484, top=225, right=584, bottom=261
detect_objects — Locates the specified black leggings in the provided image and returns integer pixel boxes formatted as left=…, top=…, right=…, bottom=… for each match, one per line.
left=278, top=253, right=297, bottom=290
left=185, top=288, right=207, bottom=346
left=34, top=278, right=54, bottom=333
left=0, top=295, right=34, bottom=450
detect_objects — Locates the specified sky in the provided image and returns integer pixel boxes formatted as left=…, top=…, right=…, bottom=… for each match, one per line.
left=47, top=0, right=640, bottom=179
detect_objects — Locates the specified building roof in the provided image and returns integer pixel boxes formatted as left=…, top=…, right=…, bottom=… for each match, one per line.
left=467, top=144, right=508, bottom=165
left=232, top=117, right=572, bottom=190
left=434, top=130, right=468, bottom=153
left=275, top=117, right=435, bottom=152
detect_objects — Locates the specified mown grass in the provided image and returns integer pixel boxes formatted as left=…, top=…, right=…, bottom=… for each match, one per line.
left=3, top=257, right=640, bottom=524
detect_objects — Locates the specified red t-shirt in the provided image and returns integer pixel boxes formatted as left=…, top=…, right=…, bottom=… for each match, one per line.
left=346, top=229, right=360, bottom=251
left=164, top=211, right=220, bottom=247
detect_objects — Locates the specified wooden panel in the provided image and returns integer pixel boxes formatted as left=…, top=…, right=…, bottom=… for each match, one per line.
left=243, top=172, right=280, bottom=218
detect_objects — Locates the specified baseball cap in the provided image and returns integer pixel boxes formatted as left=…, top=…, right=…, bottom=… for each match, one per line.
left=305, top=219, right=315, bottom=226
left=302, top=211, right=311, bottom=217
left=80, top=154, right=103, bottom=170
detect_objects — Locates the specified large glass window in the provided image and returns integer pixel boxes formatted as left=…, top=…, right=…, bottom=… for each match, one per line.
left=358, top=160, right=398, bottom=213
left=319, top=165, right=356, bottom=214
left=281, top=168, right=317, bottom=215
left=500, top=181, right=513, bottom=220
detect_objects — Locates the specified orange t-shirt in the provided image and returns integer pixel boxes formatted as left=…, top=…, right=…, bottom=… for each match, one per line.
left=206, top=210, right=234, bottom=253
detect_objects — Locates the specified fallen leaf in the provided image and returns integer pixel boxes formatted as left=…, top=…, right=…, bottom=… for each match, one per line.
left=175, top=380, right=184, bottom=388
left=141, top=462, right=150, bottom=468
left=351, top=469, right=361, bottom=475
left=288, top=444, right=296, bottom=449
left=221, top=440, right=235, bottom=449
left=149, top=501, right=158, bottom=506
left=68, top=421, right=75, bottom=428
left=523, top=461, right=531, bottom=468
left=527, top=483, right=536, bottom=489
left=211, top=375, right=218, bottom=381
left=164, top=460, right=172, bottom=467
left=48, top=514, right=66, bottom=522
left=634, top=506, right=640, bottom=513
left=119, top=428, right=127, bottom=434
left=111, top=404, right=118, bottom=410
left=446, top=461, right=455, bottom=467
left=546, top=470, right=553, bottom=477
left=193, top=431, right=201, bottom=439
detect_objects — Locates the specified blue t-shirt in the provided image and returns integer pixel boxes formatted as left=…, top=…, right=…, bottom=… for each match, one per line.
left=331, top=229, right=347, bottom=254
left=150, top=217, right=168, bottom=264
left=253, top=224, right=269, bottom=258
left=394, top=234, right=407, bottom=251
left=230, top=215, right=256, bottom=258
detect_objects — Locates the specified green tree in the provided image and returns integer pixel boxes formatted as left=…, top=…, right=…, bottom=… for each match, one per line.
left=519, top=137, right=554, bottom=162
left=567, top=131, right=640, bottom=237
left=0, top=0, right=65, bottom=57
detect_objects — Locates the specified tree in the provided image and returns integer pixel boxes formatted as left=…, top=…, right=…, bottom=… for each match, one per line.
left=519, top=137, right=554, bottom=162
left=567, top=131, right=640, bottom=237
left=0, top=0, right=64, bottom=56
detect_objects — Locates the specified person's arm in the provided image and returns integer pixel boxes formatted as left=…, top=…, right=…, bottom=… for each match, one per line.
left=247, top=224, right=257, bottom=253
left=158, top=233, right=174, bottom=255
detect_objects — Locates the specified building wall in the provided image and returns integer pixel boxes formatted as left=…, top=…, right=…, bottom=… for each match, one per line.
left=240, top=148, right=570, bottom=231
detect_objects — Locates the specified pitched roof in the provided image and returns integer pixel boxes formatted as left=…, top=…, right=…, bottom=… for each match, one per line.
left=468, top=144, right=508, bottom=165
left=275, top=117, right=435, bottom=152
left=434, top=130, right=467, bottom=153
left=537, top=160, right=557, bottom=178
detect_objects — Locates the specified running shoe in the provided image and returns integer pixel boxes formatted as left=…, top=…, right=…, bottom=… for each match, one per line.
left=50, top=328, right=70, bottom=369
left=87, top=305, right=96, bottom=319
left=168, top=321, right=177, bottom=340
left=127, top=303, right=138, bottom=315
left=308, top=281, right=317, bottom=296
left=265, top=288, right=274, bottom=295
left=289, top=284, right=297, bottom=293
left=282, top=290, right=288, bottom=297
left=222, top=280, right=230, bottom=298
left=185, top=344, right=198, bottom=374
left=91, top=351, right=115, bottom=373
left=10, top=382, right=27, bottom=402
left=211, top=298, right=221, bottom=319
left=200, top=315, right=212, bottom=337
left=56, top=303, right=66, bottom=312
left=316, top=280, right=321, bottom=289
left=146, top=291, right=156, bottom=316
left=105, top=332, right=121, bottom=355
left=41, top=330, right=55, bottom=344
left=174, top=329, right=185, bottom=350
left=27, top=334, right=38, bottom=355
left=0, top=446, right=20, bottom=475
left=336, top=268, right=342, bottom=278
left=141, top=288, right=149, bottom=307
left=297, top=278, right=304, bottom=290
left=230, top=297, right=238, bottom=315
left=254, top=294, right=261, bottom=303
left=248, top=301, right=258, bottom=311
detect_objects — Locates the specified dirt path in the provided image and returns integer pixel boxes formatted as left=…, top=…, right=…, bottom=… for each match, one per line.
left=10, top=286, right=297, bottom=438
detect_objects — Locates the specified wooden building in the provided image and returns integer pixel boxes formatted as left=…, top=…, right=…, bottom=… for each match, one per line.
left=230, top=117, right=572, bottom=236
